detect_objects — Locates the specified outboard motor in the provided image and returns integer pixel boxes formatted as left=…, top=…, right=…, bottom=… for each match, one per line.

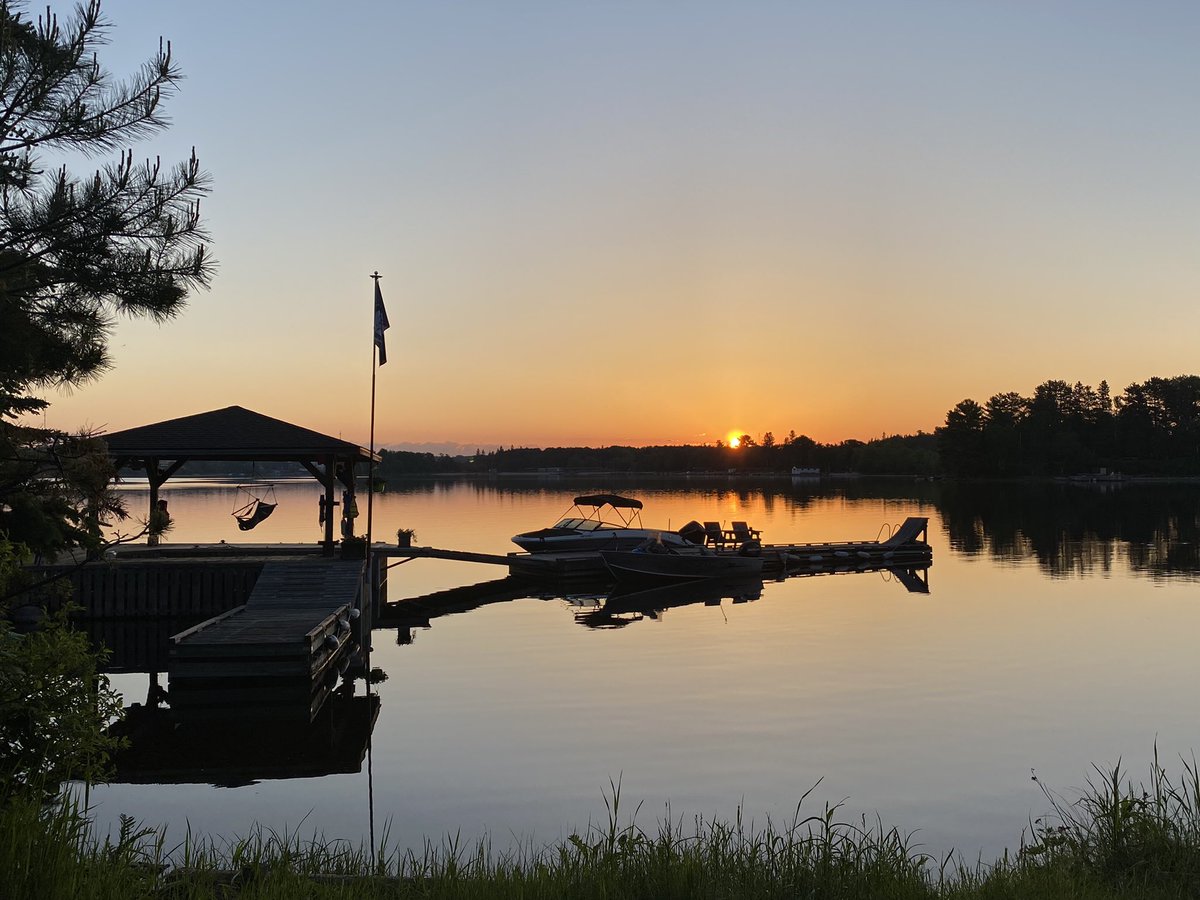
left=678, top=520, right=706, bottom=545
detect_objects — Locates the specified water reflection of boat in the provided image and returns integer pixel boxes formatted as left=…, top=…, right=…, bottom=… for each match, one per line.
left=606, top=578, right=762, bottom=613
left=575, top=578, right=763, bottom=629
left=512, top=494, right=696, bottom=553
left=600, top=544, right=764, bottom=585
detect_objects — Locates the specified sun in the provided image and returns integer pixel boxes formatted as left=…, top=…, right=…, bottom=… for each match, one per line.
left=727, top=431, right=743, bottom=449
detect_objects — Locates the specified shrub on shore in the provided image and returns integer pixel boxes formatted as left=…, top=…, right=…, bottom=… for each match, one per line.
left=0, top=615, right=124, bottom=802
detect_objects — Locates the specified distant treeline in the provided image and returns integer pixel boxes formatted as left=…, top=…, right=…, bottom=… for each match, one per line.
left=378, top=431, right=941, bottom=478
left=939, top=375, right=1200, bottom=476
left=112, top=373, right=1200, bottom=482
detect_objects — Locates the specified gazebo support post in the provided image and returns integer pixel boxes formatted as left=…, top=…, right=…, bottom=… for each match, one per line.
left=146, top=457, right=160, bottom=546
left=323, top=454, right=337, bottom=555
left=299, top=459, right=339, bottom=554
left=141, top=460, right=186, bottom=547
left=144, top=458, right=186, bottom=547
left=336, top=459, right=358, bottom=540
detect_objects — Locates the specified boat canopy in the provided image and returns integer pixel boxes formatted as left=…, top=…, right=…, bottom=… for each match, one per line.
left=573, top=494, right=643, bottom=510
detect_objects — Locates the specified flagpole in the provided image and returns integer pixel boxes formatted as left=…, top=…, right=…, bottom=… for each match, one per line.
left=367, top=271, right=381, bottom=557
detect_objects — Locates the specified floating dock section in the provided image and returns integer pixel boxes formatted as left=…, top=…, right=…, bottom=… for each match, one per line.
left=168, top=559, right=365, bottom=721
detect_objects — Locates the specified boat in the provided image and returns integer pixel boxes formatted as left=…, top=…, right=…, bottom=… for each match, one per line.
left=512, top=494, right=698, bottom=554
left=600, top=541, right=765, bottom=585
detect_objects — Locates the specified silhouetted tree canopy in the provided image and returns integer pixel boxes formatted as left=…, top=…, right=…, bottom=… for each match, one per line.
left=938, top=376, right=1200, bottom=476
left=0, top=0, right=212, bottom=419
left=0, top=1, right=211, bottom=561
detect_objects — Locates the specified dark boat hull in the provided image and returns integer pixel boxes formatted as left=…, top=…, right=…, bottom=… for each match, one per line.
left=600, top=549, right=764, bottom=585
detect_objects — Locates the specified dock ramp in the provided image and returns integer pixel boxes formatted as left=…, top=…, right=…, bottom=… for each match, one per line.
left=168, top=559, right=365, bottom=721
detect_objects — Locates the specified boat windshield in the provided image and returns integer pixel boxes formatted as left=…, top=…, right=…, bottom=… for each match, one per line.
left=553, top=517, right=619, bottom=532
left=550, top=498, right=644, bottom=531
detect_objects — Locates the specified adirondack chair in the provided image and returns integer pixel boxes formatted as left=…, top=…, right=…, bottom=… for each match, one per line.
left=702, top=522, right=729, bottom=547
left=880, top=516, right=928, bottom=547
left=731, top=521, right=761, bottom=542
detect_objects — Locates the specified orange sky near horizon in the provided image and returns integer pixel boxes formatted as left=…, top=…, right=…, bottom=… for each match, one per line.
left=29, top=2, right=1200, bottom=451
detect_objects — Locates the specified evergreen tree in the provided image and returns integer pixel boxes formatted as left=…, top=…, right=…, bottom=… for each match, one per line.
left=938, top=399, right=987, bottom=476
left=0, top=1, right=211, bottom=560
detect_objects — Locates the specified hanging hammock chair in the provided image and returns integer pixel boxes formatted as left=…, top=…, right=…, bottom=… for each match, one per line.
left=232, top=484, right=278, bottom=531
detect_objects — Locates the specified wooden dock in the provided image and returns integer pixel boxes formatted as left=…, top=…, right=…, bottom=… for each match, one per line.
left=168, top=559, right=365, bottom=722
left=376, top=545, right=610, bottom=578
left=375, top=517, right=932, bottom=582
left=27, top=545, right=333, bottom=620
left=30, top=556, right=267, bottom=619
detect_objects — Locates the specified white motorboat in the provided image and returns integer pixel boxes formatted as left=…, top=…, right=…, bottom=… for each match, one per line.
left=512, top=494, right=698, bottom=554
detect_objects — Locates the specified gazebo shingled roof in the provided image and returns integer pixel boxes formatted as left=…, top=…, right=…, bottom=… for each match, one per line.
left=105, top=405, right=376, bottom=462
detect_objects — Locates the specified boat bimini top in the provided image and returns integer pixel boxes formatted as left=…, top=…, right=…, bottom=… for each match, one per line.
left=553, top=494, right=644, bottom=531
left=512, top=493, right=692, bottom=553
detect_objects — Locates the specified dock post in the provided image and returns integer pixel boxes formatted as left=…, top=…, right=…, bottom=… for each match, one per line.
left=356, top=556, right=372, bottom=648
left=369, top=550, right=385, bottom=620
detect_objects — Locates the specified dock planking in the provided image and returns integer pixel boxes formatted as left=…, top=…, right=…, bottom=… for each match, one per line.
left=169, top=559, right=365, bottom=720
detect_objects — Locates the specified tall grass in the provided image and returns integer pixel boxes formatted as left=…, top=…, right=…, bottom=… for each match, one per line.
left=5, top=761, right=1200, bottom=898
left=1019, top=746, right=1200, bottom=892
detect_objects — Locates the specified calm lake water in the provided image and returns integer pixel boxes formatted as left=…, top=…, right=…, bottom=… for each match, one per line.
left=84, top=477, right=1200, bottom=863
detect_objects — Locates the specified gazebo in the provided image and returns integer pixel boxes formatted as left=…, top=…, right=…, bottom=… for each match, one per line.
left=104, top=406, right=378, bottom=552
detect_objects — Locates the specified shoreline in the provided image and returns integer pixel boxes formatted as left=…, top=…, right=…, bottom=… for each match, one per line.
left=8, top=756, right=1199, bottom=898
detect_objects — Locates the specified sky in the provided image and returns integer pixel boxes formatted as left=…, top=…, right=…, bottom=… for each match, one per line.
left=34, top=1, right=1200, bottom=451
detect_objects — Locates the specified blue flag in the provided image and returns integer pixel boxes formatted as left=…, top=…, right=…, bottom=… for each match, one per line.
left=374, top=280, right=390, bottom=365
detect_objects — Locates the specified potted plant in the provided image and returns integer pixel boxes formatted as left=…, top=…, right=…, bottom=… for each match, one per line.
left=340, top=534, right=367, bottom=559
left=396, top=527, right=417, bottom=548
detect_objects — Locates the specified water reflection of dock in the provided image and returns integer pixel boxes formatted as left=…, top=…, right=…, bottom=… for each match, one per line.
left=569, top=564, right=930, bottom=630
left=377, top=559, right=932, bottom=636
left=377, top=576, right=533, bottom=628
left=108, top=687, right=379, bottom=786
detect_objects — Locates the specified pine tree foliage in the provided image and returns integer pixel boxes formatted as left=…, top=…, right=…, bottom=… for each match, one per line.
left=0, top=1, right=210, bottom=557
left=0, top=0, right=213, bottom=418
left=938, top=375, right=1200, bottom=476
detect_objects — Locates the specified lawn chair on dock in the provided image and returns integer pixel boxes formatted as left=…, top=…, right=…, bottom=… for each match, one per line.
left=702, top=522, right=729, bottom=548
left=731, top=521, right=761, bottom=542
left=880, top=516, right=928, bottom=547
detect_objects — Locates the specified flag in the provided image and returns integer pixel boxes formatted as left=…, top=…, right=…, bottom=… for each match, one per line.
left=373, top=279, right=390, bottom=365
